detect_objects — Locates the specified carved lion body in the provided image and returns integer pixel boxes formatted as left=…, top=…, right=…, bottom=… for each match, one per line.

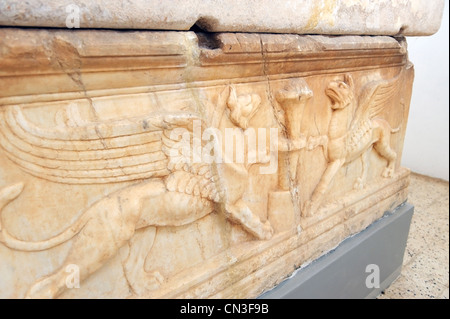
left=303, top=74, right=401, bottom=216
left=0, top=86, right=273, bottom=298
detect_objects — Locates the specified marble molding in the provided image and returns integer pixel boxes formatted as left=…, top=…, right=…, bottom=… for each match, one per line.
left=0, top=0, right=445, bottom=36
left=0, top=29, right=415, bottom=298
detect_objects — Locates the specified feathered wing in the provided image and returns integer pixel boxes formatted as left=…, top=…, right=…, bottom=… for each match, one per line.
left=0, top=106, right=204, bottom=184
left=351, top=72, right=403, bottom=129
left=0, top=85, right=232, bottom=186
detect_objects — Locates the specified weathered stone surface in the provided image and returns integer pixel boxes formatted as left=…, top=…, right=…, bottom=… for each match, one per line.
left=0, top=0, right=445, bottom=36
left=0, top=29, right=414, bottom=298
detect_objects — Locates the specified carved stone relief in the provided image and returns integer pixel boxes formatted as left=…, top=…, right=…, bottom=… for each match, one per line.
left=0, top=29, right=414, bottom=298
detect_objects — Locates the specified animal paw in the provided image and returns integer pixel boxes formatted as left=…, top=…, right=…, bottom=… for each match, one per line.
left=302, top=200, right=316, bottom=217
left=382, top=167, right=395, bottom=178
left=353, top=177, right=365, bottom=190
left=225, top=201, right=274, bottom=240
left=128, top=270, right=165, bottom=295
left=260, top=221, right=274, bottom=240
left=146, top=271, right=164, bottom=290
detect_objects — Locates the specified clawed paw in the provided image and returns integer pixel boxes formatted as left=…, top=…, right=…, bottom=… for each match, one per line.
left=353, top=177, right=365, bottom=190
left=302, top=200, right=316, bottom=217
left=128, top=270, right=165, bottom=295
left=382, top=167, right=395, bottom=178
left=260, top=221, right=274, bottom=240
left=147, top=271, right=164, bottom=290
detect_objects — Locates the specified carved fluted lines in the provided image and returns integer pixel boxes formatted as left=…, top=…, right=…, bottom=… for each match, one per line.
left=0, top=151, right=168, bottom=179
left=0, top=120, right=162, bottom=161
left=11, top=106, right=165, bottom=140
left=0, top=132, right=169, bottom=179
left=0, top=109, right=176, bottom=183
left=4, top=108, right=163, bottom=150
left=0, top=147, right=169, bottom=184
left=0, top=140, right=169, bottom=184
left=0, top=111, right=168, bottom=168
left=0, top=132, right=166, bottom=171
left=21, top=168, right=170, bottom=184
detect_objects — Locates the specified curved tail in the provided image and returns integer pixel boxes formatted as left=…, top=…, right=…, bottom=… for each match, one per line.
left=0, top=183, right=89, bottom=251
left=0, top=183, right=24, bottom=231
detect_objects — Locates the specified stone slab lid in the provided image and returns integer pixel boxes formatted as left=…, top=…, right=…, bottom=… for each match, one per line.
left=0, top=0, right=445, bottom=36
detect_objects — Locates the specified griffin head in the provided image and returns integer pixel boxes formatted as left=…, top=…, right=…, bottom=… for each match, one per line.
left=325, top=74, right=355, bottom=110
left=226, top=86, right=262, bottom=129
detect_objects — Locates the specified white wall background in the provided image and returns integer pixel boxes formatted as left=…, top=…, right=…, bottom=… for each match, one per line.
left=402, top=1, right=449, bottom=181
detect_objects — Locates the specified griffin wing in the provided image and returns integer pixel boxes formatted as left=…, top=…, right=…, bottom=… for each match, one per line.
left=0, top=105, right=203, bottom=184
left=351, top=72, right=403, bottom=129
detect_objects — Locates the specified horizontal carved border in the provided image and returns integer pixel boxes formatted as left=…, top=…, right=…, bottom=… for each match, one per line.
left=0, top=29, right=407, bottom=105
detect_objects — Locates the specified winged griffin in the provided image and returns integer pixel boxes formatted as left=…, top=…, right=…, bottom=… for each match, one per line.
left=303, top=73, right=403, bottom=216
left=0, top=86, right=275, bottom=298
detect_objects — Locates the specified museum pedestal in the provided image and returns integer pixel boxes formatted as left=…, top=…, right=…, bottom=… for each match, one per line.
left=260, top=203, right=414, bottom=299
